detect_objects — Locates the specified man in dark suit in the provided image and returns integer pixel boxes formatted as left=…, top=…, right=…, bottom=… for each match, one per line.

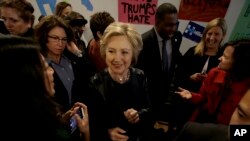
left=136, top=3, right=183, bottom=124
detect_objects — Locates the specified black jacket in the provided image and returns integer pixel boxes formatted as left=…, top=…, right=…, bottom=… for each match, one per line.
left=85, top=68, right=154, bottom=141
left=51, top=50, right=94, bottom=112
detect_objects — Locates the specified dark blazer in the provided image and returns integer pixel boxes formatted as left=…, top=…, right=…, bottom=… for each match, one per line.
left=51, top=50, right=94, bottom=112
left=136, top=28, right=182, bottom=120
left=85, top=68, right=154, bottom=141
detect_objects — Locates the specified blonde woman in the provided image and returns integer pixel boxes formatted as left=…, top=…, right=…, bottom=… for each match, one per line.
left=87, top=22, right=153, bottom=141
left=175, top=17, right=227, bottom=92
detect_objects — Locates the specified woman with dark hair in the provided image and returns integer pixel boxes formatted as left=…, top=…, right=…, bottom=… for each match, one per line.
left=87, top=22, right=154, bottom=141
left=0, top=34, right=90, bottom=141
left=55, top=1, right=72, bottom=18
left=0, top=0, right=35, bottom=38
left=176, top=39, right=250, bottom=125
left=34, top=15, right=93, bottom=113
left=64, top=11, right=88, bottom=52
left=173, top=87, right=250, bottom=141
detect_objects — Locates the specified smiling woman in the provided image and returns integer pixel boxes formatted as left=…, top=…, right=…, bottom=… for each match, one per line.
left=175, top=17, right=227, bottom=93
left=86, top=22, right=154, bottom=141
left=0, top=34, right=91, bottom=141
left=0, top=34, right=63, bottom=140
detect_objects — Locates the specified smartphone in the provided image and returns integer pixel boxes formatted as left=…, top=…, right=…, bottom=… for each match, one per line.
left=70, top=107, right=84, bottom=134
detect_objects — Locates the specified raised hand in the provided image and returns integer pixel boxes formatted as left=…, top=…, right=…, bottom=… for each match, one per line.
left=175, top=87, right=192, bottom=100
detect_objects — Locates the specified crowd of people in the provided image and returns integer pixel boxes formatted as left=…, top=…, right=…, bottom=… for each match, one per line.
left=0, top=0, right=249, bottom=141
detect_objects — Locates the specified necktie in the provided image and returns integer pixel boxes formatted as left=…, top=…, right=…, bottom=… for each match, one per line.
left=162, top=40, right=168, bottom=72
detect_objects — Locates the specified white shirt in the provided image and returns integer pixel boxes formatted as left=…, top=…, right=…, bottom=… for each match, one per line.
left=154, top=27, right=172, bottom=70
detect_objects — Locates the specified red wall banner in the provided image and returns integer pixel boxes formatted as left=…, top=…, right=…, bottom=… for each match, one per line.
left=178, top=0, right=231, bottom=22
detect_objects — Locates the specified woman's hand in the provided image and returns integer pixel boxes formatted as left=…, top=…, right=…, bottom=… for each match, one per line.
left=124, top=108, right=139, bottom=124
left=70, top=102, right=90, bottom=141
left=175, top=87, right=192, bottom=100
left=72, top=102, right=89, bottom=133
left=108, top=127, right=129, bottom=141
left=61, top=108, right=74, bottom=122
left=190, top=73, right=207, bottom=82
left=67, top=41, right=82, bottom=57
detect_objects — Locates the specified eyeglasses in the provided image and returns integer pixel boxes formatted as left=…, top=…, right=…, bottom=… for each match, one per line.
left=48, top=35, right=68, bottom=44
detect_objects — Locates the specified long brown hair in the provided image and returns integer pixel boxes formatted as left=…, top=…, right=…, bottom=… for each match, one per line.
left=54, top=1, right=72, bottom=17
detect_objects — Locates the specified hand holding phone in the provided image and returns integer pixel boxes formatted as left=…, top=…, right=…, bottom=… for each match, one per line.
left=70, top=107, right=84, bottom=133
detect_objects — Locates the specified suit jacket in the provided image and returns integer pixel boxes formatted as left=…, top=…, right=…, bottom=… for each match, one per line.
left=136, top=27, right=182, bottom=120
left=51, top=50, right=94, bottom=112
left=84, top=68, right=154, bottom=141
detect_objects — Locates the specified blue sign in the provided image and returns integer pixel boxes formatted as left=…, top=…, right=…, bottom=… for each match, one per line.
left=81, top=0, right=93, bottom=11
left=36, top=0, right=56, bottom=16
left=36, top=0, right=93, bottom=16
left=183, top=21, right=204, bottom=43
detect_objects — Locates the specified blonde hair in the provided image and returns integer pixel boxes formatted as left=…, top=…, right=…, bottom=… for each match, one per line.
left=100, top=22, right=143, bottom=66
left=195, top=18, right=227, bottom=56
